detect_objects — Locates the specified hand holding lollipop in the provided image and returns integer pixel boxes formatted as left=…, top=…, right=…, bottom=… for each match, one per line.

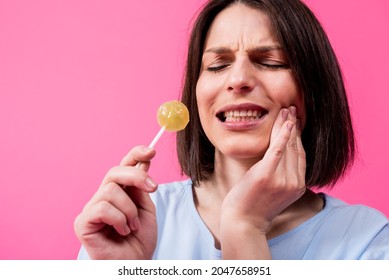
left=74, top=100, right=190, bottom=260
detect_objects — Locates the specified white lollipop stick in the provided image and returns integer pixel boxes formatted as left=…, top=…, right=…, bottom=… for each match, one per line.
left=135, top=126, right=166, bottom=168
left=148, top=126, right=166, bottom=149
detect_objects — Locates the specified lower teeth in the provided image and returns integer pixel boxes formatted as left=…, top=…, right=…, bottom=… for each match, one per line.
left=225, top=116, right=260, bottom=122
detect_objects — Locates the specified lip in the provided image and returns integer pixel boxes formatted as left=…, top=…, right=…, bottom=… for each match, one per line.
left=216, top=103, right=268, bottom=131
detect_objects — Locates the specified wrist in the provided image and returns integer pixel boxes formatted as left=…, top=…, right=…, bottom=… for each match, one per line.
left=220, top=208, right=271, bottom=236
left=220, top=214, right=272, bottom=260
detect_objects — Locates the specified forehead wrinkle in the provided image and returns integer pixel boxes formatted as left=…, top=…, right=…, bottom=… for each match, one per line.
left=204, top=23, right=278, bottom=54
left=203, top=44, right=283, bottom=55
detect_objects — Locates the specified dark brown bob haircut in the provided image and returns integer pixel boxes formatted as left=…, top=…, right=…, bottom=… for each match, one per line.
left=177, top=0, right=355, bottom=189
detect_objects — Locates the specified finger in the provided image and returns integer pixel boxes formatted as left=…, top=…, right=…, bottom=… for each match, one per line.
left=120, top=145, right=156, bottom=171
left=125, top=186, right=156, bottom=215
left=98, top=165, right=157, bottom=218
left=270, top=108, right=289, bottom=143
left=296, top=119, right=306, bottom=185
left=261, top=120, right=295, bottom=172
left=275, top=107, right=302, bottom=191
left=79, top=200, right=131, bottom=237
left=87, top=182, right=143, bottom=231
left=101, top=165, right=158, bottom=193
left=284, top=106, right=298, bottom=170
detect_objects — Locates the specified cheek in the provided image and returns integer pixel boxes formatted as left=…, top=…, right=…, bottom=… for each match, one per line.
left=196, top=74, right=217, bottom=99
left=266, top=73, right=305, bottom=115
left=196, top=73, right=220, bottom=110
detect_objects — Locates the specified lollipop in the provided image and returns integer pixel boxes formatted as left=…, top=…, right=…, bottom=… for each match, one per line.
left=148, top=100, right=189, bottom=148
left=135, top=101, right=189, bottom=168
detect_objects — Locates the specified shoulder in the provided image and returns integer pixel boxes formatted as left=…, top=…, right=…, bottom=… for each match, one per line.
left=323, top=194, right=389, bottom=226
left=150, top=179, right=193, bottom=207
left=320, top=195, right=389, bottom=248
left=298, top=194, right=389, bottom=259
left=321, top=194, right=389, bottom=258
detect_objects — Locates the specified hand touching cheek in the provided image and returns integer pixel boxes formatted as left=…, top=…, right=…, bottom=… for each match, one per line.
left=221, top=106, right=306, bottom=234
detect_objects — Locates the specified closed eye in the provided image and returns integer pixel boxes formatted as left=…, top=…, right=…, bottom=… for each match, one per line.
left=259, top=63, right=289, bottom=70
left=207, top=64, right=230, bottom=73
left=250, top=47, right=289, bottom=71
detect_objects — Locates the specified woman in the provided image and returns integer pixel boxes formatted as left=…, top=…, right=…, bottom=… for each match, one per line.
left=74, top=0, right=389, bottom=259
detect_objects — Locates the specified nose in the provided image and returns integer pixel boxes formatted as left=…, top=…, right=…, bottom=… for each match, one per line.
left=226, top=59, right=255, bottom=94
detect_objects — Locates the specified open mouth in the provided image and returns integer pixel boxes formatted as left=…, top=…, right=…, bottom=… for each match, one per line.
left=217, top=109, right=268, bottom=123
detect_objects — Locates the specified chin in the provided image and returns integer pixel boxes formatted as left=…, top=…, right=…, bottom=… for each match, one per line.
left=217, top=144, right=267, bottom=161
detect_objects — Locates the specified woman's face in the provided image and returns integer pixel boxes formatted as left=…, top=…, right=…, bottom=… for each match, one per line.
left=196, top=3, right=305, bottom=160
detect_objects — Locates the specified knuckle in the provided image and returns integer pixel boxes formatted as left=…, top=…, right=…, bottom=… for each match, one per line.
left=272, top=147, right=284, bottom=158
left=102, top=166, right=119, bottom=183
left=108, top=165, right=118, bottom=173
left=286, top=175, right=299, bottom=187
left=101, top=182, right=121, bottom=197
left=288, top=141, right=298, bottom=151
left=95, top=201, right=111, bottom=215
left=73, top=214, right=83, bottom=232
left=276, top=178, right=288, bottom=189
left=131, top=146, right=145, bottom=158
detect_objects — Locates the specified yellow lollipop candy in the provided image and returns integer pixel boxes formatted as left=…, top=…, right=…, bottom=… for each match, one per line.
left=157, top=100, right=190, bottom=132
left=145, top=100, right=189, bottom=149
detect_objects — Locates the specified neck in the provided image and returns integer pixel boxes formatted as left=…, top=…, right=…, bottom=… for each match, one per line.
left=193, top=152, right=324, bottom=247
left=204, top=151, right=261, bottom=194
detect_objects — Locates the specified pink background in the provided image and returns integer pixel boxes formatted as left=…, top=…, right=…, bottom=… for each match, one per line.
left=0, top=0, right=388, bottom=259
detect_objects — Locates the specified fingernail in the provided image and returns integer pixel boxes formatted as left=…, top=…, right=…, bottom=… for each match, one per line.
left=123, top=224, right=131, bottom=235
left=290, top=106, right=297, bottom=117
left=130, top=217, right=140, bottom=231
left=282, top=109, right=289, bottom=120
left=145, top=177, right=157, bottom=191
left=287, top=121, right=294, bottom=131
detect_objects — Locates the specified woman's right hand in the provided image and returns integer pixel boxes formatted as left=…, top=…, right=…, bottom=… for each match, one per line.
left=74, top=146, right=158, bottom=259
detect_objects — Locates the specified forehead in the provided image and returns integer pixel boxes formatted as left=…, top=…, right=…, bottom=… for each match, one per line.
left=204, top=3, right=277, bottom=49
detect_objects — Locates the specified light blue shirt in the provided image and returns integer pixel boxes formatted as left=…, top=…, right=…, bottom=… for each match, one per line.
left=78, top=179, right=389, bottom=260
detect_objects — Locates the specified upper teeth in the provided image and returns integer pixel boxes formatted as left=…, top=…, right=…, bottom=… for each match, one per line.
left=224, top=110, right=261, bottom=118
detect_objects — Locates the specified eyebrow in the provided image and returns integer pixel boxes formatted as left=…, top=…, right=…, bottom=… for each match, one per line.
left=203, top=45, right=283, bottom=54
